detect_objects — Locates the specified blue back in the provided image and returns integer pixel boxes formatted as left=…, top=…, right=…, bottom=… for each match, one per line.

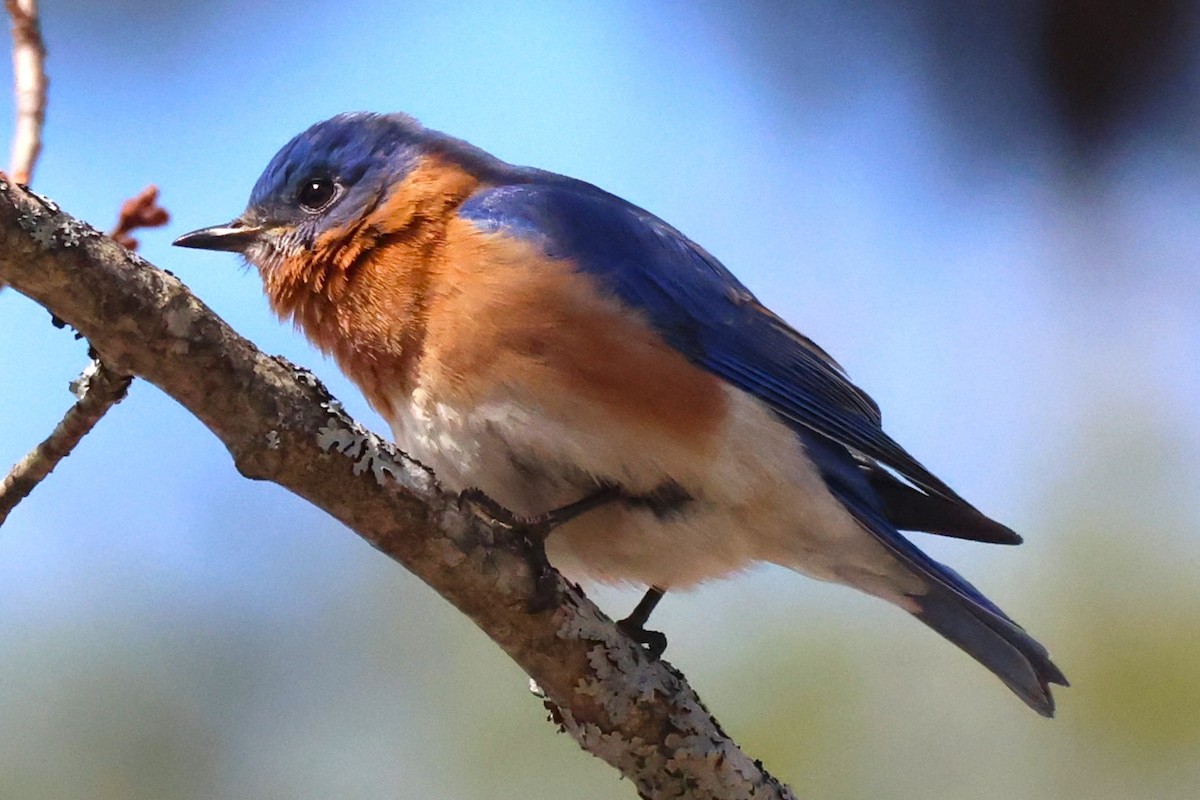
left=459, top=175, right=1022, bottom=617
left=460, top=178, right=958, bottom=500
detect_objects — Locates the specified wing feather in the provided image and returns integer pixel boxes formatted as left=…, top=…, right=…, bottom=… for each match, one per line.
left=460, top=177, right=963, bottom=499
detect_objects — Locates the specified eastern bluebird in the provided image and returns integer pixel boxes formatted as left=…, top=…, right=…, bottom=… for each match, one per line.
left=175, top=112, right=1067, bottom=715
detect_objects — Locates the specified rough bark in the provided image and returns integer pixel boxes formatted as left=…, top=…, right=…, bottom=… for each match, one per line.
left=0, top=180, right=796, bottom=800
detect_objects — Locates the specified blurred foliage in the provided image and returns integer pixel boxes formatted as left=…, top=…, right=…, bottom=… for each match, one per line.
left=710, top=0, right=1198, bottom=163
left=1035, top=407, right=1200, bottom=798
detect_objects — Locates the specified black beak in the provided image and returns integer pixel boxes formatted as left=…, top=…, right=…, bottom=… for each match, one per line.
left=173, top=219, right=264, bottom=253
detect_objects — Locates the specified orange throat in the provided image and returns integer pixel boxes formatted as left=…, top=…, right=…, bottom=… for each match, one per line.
left=259, top=156, right=483, bottom=418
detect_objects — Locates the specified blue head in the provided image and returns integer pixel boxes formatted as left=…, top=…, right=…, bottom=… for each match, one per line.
left=174, top=112, right=501, bottom=270
left=247, top=112, right=422, bottom=238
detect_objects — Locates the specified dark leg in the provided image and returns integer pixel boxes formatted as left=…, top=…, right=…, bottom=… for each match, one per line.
left=459, top=485, right=624, bottom=613
left=459, top=484, right=622, bottom=531
left=622, top=481, right=692, bottom=519
left=531, top=484, right=624, bottom=529
left=619, top=586, right=668, bottom=659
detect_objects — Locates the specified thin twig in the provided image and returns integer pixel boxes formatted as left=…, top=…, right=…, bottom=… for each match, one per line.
left=0, top=0, right=73, bottom=528
left=0, top=180, right=157, bottom=523
left=0, top=360, right=131, bottom=526
left=6, top=0, right=45, bottom=186
left=109, top=184, right=169, bottom=250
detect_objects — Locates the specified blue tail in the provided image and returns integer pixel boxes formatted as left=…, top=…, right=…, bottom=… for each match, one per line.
left=801, top=432, right=1068, bottom=716
left=911, top=573, right=1067, bottom=716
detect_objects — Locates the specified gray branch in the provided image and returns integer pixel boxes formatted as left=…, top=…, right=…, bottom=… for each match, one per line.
left=0, top=357, right=130, bottom=525
left=0, top=180, right=796, bottom=800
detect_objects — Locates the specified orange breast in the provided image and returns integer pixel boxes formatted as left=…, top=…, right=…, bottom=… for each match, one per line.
left=261, top=157, right=728, bottom=451
left=418, top=219, right=729, bottom=448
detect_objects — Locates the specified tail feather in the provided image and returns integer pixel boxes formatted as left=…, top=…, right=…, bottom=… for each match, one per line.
left=853, top=499, right=1069, bottom=715
left=912, top=578, right=1068, bottom=716
left=798, top=431, right=1068, bottom=714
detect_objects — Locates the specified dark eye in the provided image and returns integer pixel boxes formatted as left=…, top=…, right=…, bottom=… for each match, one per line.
left=297, top=177, right=338, bottom=212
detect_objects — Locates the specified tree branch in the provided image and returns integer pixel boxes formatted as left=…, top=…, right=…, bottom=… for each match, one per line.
left=0, top=184, right=170, bottom=526
left=0, top=181, right=796, bottom=799
left=0, top=358, right=130, bottom=525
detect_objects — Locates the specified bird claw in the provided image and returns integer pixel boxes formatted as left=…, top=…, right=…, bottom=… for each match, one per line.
left=617, top=586, right=669, bottom=659
left=458, top=487, right=524, bottom=529
left=459, top=487, right=561, bottom=612
left=458, top=485, right=634, bottom=617
left=526, top=550, right=560, bottom=614
left=617, top=617, right=668, bottom=660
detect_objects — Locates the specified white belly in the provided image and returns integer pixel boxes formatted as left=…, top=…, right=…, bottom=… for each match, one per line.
left=386, top=383, right=920, bottom=602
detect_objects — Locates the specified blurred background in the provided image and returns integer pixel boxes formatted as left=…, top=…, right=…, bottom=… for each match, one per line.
left=1, top=1, right=1198, bottom=797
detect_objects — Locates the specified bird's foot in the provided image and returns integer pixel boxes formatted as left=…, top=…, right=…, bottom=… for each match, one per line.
left=617, top=618, right=668, bottom=660
left=458, top=487, right=521, bottom=527
left=618, top=586, right=668, bottom=659
left=458, top=485, right=624, bottom=614
left=458, top=488, right=559, bottom=613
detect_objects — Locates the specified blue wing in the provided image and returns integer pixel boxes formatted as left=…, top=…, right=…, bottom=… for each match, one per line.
left=459, top=175, right=1066, bottom=713
left=461, top=175, right=958, bottom=502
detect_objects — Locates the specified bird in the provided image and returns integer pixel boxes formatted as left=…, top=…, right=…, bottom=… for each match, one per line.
left=175, top=111, right=1067, bottom=716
